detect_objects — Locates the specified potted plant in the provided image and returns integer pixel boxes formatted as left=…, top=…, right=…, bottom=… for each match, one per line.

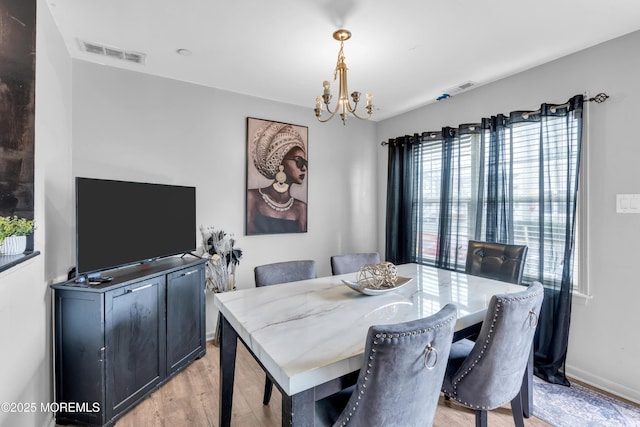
left=0, top=216, right=35, bottom=255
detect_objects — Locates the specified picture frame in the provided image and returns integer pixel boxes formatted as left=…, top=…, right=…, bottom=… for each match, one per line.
left=245, top=118, right=308, bottom=235
left=0, top=0, right=36, bottom=221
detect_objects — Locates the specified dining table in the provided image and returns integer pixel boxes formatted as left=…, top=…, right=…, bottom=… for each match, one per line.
left=214, top=262, right=533, bottom=427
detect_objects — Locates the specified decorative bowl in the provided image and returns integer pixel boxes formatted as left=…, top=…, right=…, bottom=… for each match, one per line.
left=341, top=276, right=413, bottom=296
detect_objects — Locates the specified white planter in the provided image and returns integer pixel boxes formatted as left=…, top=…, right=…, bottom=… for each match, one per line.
left=0, top=235, right=27, bottom=255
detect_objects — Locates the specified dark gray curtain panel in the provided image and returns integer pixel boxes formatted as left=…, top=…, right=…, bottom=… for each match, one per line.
left=385, top=95, right=584, bottom=385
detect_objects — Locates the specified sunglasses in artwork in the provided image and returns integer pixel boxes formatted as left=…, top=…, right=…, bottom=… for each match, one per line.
left=284, top=156, right=308, bottom=169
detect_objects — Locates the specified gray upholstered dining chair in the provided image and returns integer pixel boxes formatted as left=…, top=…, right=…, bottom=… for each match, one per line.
left=441, top=282, right=544, bottom=427
left=330, top=252, right=381, bottom=275
left=465, top=240, right=528, bottom=285
left=254, top=259, right=317, bottom=287
left=315, top=304, right=457, bottom=427
left=253, top=259, right=317, bottom=404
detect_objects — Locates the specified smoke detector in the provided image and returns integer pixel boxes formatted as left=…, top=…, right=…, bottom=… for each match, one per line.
left=77, top=39, right=146, bottom=65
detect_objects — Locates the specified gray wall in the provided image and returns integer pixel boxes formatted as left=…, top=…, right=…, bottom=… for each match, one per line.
left=5, top=4, right=379, bottom=426
left=377, top=30, right=640, bottom=402
left=68, top=60, right=379, bottom=336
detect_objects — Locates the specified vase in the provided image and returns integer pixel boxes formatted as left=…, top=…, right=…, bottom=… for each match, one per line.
left=0, top=235, right=27, bottom=255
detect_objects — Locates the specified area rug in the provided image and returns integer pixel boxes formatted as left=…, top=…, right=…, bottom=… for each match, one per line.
left=533, top=378, right=640, bottom=426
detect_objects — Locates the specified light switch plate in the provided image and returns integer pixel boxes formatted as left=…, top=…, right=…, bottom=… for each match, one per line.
left=616, top=194, right=640, bottom=213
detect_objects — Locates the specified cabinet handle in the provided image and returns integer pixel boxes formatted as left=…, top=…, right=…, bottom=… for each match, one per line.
left=127, top=283, right=154, bottom=293
left=180, top=269, right=198, bottom=277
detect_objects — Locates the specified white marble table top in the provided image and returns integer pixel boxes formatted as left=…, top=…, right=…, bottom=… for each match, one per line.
left=213, top=263, right=526, bottom=396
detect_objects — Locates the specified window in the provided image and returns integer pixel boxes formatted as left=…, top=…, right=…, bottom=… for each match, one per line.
left=414, top=113, right=583, bottom=292
left=387, top=95, right=585, bottom=386
left=415, top=132, right=474, bottom=270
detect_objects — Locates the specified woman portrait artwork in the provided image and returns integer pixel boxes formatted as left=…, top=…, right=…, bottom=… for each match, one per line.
left=246, top=118, right=308, bottom=235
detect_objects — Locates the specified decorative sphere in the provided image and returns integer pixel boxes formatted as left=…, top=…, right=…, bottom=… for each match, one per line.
left=356, top=262, right=398, bottom=288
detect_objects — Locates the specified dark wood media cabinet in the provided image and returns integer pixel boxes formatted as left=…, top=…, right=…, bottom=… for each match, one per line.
left=51, top=256, right=207, bottom=426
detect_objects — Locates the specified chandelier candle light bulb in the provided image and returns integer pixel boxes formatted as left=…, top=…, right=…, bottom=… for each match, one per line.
left=315, top=29, right=374, bottom=125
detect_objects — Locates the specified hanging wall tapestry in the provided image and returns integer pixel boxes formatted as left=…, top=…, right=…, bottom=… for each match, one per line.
left=246, top=117, right=308, bottom=235
left=0, top=0, right=36, bottom=219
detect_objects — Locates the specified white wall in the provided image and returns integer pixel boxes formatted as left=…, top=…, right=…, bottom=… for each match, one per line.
left=377, top=30, right=640, bottom=403
left=0, top=1, right=72, bottom=427
left=0, top=261, right=48, bottom=427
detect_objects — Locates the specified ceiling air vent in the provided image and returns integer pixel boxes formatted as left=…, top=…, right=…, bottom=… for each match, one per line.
left=436, top=81, right=476, bottom=101
left=444, top=81, right=475, bottom=95
left=104, top=47, right=124, bottom=60
left=77, top=39, right=146, bottom=65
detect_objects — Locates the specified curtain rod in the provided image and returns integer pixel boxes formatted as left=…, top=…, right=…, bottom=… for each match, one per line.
left=522, top=92, right=609, bottom=119
left=380, top=93, right=609, bottom=146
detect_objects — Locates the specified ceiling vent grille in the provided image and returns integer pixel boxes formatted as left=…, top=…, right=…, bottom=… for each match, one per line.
left=443, top=81, right=475, bottom=95
left=77, top=39, right=146, bottom=65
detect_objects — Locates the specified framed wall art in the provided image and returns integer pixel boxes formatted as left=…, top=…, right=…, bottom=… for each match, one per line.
left=246, top=118, right=308, bottom=235
left=0, top=0, right=36, bottom=220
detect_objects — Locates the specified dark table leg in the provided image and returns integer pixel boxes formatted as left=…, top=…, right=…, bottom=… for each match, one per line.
left=282, top=387, right=315, bottom=427
left=219, top=315, right=238, bottom=427
left=521, top=346, right=533, bottom=418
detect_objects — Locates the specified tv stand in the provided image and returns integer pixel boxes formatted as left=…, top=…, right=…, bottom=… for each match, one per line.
left=51, top=256, right=207, bottom=427
left=181, top=251, right=200, bottom=259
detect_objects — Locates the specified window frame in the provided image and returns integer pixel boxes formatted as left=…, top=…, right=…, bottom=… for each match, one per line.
left=573, top=108, right=590, bottom=300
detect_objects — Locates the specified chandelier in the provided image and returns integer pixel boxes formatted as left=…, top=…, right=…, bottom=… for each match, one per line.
left=314, top=29, right=373, bottom=125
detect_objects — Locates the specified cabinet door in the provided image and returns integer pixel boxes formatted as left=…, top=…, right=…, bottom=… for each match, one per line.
left=166, top=265, right=205, bottom=374
left=54, top=290, right=107, bottom=426
left=105, top=277, right=166, bottom=420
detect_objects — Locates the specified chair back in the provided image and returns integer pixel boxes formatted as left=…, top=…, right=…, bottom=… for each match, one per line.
left=443, top=282, right=543, bottom=410
left=330, top=252, right=381, bottom=275
left=466, top=240, right=528, bottom=284
left=254, top=260, right=317, bottom=287
left=327, top=304, right=457, bottom=427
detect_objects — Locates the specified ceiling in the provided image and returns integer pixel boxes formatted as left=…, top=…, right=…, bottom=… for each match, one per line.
left=46, top=0, right=640, bottom=121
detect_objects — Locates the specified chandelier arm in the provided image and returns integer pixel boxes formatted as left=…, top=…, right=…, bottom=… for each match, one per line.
left=349, top=109, right=373, bottom=121
left=324, top=101, right=339, bottom=115
left=324, top=98, right=358, bottom=115
left=345, top=100, right=358, bottom=113
left=316, top=110, right=338, bottom=123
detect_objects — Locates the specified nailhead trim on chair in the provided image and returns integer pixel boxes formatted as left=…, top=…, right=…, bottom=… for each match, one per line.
left=338, top=313, right=457, bottom=426
left=444, top=287, right=543, bottom=410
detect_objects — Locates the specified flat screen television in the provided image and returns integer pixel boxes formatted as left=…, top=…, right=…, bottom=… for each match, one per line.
left=75, top=177, right=196, bottom=277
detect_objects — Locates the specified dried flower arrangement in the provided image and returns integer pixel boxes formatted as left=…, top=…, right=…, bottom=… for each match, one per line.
left=200, top=226, right=243, bottom=293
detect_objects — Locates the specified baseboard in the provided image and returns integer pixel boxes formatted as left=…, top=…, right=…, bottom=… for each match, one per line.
left=566, top=364, right=640, bottom=405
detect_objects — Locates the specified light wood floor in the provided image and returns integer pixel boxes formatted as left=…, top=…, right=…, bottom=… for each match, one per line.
left=54, top=341, right=555, bottom=427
